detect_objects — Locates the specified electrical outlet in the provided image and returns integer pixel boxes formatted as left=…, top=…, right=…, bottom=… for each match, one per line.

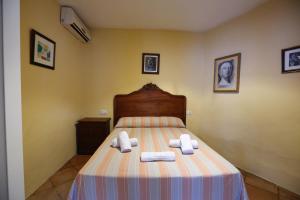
left=99, top=109, right=108, bottom=116
left=187, top=110, right=192, bottom=116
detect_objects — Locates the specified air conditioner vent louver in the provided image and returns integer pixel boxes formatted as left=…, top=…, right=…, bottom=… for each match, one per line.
left=70, top=23, right=89, bottom=42
left=60, top=7, right=91, bottom=43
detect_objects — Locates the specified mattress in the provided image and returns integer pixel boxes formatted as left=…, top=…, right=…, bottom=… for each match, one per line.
left=68, top=127, right=248, bottom=200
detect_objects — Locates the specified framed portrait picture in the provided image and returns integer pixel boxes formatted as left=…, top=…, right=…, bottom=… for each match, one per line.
left=213, top=53, right=241, bottom=93
left=142, top=53, right=160, bottom=74
left=282, top=45, right=300, bottom=73
left=30, top=29, right=56, bottom=70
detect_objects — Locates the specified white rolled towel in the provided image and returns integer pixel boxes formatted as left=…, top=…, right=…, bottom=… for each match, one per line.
left=141, top=151, right=175, bottom=162
left=111, top=138, right=138, bottom=148
left=169, top=139, right=198, bottom=149
left=118, top=131, right=132, bottom=153
left=180, top=134, right=194, bottom=154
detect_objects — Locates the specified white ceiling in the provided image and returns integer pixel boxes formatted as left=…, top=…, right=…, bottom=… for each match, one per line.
left=58, top=0, right=268, bottom=32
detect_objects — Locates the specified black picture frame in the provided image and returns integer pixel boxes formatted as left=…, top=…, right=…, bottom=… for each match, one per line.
left=142, top=53, right=160, bottom=74
left=30, top=29, right=56, bottom=70
left=213, top=53, right=241, bottom=93
left=282, top=45, right=300, bottom=74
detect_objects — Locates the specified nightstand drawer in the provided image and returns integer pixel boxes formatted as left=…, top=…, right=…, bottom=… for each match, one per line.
left=76, top=118, right=110, bottom=155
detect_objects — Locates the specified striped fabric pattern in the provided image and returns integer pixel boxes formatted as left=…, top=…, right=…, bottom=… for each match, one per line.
left=115, top=116, right=185, bottom=128
left=68, top=128, right=248, bottom=200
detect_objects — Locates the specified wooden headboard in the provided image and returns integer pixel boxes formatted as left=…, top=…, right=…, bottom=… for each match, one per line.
left=113, top=83, right=186, bottom=126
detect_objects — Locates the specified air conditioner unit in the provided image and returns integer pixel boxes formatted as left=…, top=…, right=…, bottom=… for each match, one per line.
left=60, top=6, right=91, bottom=43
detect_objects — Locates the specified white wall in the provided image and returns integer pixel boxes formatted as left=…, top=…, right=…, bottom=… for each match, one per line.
left=3, top=0, right=25, bottom=199
left=0, top=0, right=9, bottom=199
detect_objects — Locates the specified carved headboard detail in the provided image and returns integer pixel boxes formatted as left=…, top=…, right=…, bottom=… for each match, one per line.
left=113, top=83, right=186, bottom=126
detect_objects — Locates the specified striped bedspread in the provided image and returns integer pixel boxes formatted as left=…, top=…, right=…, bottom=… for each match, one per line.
left=68, top=127, right=248, bottom=200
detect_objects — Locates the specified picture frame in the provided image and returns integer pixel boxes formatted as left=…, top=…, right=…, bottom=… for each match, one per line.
left=282, top=45, right=300, bottom=74
left=213, top=53, right=241, bottom=93
left=142, top=53, right=160, bottom=74
left=30, top=29, right=56, bottom=70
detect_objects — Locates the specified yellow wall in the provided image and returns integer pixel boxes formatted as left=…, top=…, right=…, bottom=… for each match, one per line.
left=21, top=0, right=300, bottom=197
left=21, top=0, right=86, bottom=196
left=82, top=0, right=300, bottom=194
left=201, top=0, right=300, bottom=194
left=82, top=29, right=204, bottom=132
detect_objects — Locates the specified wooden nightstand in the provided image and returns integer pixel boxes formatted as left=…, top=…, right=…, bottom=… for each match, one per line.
left=76, top=117, right=111, bottom=155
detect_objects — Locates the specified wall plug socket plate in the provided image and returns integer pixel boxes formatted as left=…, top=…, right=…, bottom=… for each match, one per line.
left=99, top=109, right=108, bottom=116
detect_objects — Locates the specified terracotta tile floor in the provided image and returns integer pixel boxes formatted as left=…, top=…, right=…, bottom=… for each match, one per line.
left=27, top=155, right=298, bottom=200
left=27, top=155, right=91, bottom=200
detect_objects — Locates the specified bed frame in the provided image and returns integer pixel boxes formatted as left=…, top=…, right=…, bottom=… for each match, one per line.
left=113, top=83, right=186, bottom=126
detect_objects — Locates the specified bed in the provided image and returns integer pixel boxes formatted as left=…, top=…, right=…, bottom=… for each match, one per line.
left=68, top=83, right=248, bottom=200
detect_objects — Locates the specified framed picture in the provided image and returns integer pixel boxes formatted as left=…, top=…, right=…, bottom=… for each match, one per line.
left=30, top=29, right=56, bottom=70
left=213, top=53, right=241, bottom=93
left=282, top=45, right=300, bottom=73
left=142, top=53, right=160, bottom=74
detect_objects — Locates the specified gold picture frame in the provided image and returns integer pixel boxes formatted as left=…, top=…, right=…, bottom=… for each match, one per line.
left=213, top=53, right=241, bottom=93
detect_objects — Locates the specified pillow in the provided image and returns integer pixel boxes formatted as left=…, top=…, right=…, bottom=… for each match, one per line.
left=115, top=116, right=185, bottom=128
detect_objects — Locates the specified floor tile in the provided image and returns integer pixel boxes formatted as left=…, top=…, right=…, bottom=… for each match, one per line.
left=27, top=188, right=61, bottom=200
left=279, top=187, right=300, bottom=200
left=33, top=180, right=53, bottom=194
left=246, top=184, right=278, bottom=200
left=60, top=161, right=73, bottom=170
left=69, top=155, right=91, bottom=166
left=73, top=161, right=87, bottom=171
left=50, top=168, right=77, bottom=186
left=55, top=180, right=74, bottom=199
left=245, top=173, right=278, bottom=194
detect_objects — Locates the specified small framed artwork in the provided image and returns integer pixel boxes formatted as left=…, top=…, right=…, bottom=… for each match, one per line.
left=282, top=45, right=300, bottom=73
left=142, top=53, right=160, bottom=74
left=30, top=29, right=56, bottom=70
left=213, top=53, right=241, bottom=93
